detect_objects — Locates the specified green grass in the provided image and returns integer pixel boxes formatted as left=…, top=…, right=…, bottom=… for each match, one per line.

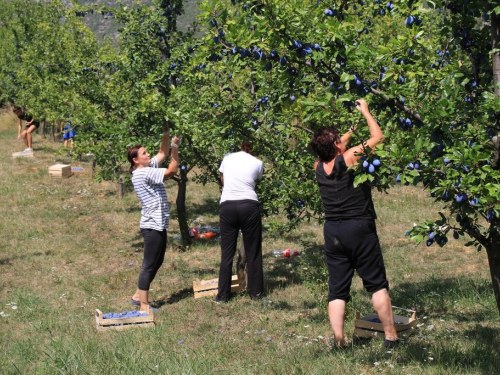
left=0, top=108, right=499, bottom=374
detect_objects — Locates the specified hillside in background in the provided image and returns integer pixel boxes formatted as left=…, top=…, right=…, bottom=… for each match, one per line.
left=78, top=0, right=201, bottom=41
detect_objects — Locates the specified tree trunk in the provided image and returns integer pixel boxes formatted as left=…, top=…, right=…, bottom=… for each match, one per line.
left=117, top=177, right=124, bottom=199
left=488, top=9, right=500, bottom=318
left=486, top=234, right=500, bottom=317
left=92, top=158, right=96, bottom=179
left=40, top=120, right=45, bottom=138
left=51, top=123, right=55, bottom=142
left=491, top=10, right=500, bottom=96
left=176, top=167, right=191, bottom=249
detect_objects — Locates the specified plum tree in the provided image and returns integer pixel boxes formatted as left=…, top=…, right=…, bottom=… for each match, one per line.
left=3, top=0, right=500, bottom=316
left=176, top=0, right=500, bottom=316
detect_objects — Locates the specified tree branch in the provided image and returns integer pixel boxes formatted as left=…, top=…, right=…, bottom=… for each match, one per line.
left=369, top=87, right=422, bottom=122
left=184, top=135, right=222, bottom=189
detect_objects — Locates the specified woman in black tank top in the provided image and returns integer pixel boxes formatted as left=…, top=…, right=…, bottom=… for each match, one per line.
left=13, top=106, right=39, bottom=153
left=310, top=99, right=399, bottom=348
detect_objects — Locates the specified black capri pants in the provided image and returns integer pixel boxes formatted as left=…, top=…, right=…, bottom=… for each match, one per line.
left=217, top=199, right=263, bottom=300
left=138, top=228, right=167, bottom=291
left=324, top=219, right=389, bottom=303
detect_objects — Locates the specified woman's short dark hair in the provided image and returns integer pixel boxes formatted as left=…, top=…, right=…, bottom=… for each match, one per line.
left=13, top=106, right=22, bottom=113
left=241, top=140, right=253, bottom=155
left=310, top=127, right=340, bottom=162
left=127, top=145, right=142, bottom=174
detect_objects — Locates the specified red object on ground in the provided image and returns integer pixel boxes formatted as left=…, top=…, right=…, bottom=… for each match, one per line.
left=195, top=232, right=217, bottom=239
left=189, top=227, right=199, bottom=237
left=283, top=249, right=300, bottom=258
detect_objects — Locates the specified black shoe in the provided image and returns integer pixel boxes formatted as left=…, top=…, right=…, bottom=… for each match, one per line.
left=212, top=296, right=229, bottom=304
left=383, top=338, right=400, bottom=348
left=249, top=292, right=264, bottom=300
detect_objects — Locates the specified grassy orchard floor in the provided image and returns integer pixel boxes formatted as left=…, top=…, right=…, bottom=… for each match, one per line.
left=0, top=108, right=498, bottom=374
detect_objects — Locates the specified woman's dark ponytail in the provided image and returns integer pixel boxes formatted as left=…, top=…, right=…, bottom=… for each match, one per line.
left=127, top=146, right=142, bottom=174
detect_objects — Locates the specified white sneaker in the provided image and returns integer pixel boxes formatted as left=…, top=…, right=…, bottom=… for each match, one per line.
left=23, top=148, right=33, bottom=153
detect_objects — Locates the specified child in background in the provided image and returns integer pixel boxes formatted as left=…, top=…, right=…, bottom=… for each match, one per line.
left=61, top=121, right=76, bottom=149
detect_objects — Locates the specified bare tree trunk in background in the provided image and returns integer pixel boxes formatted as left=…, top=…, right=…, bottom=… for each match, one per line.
left=40, top=120, right=45, bottom=138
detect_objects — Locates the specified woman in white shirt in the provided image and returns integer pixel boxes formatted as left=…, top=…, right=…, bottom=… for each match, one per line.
left=215, top=141, right=264, bottom=303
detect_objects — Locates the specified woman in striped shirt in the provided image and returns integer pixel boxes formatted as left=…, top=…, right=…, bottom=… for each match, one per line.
left=127, top=129, right=181, bottom=312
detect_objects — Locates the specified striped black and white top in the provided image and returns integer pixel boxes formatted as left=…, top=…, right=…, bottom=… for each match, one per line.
left=132, top=157, right=169, bottom=231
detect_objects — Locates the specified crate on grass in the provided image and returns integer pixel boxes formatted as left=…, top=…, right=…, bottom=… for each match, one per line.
left=71, top=166, right=85, bottom=175
left=354, top=307, right=417, bottom=338
left=95, top=306, right=154, bottom=331
left=193, top=274, right=243, bottom=299
left=49, top=164, right=72, bottom=179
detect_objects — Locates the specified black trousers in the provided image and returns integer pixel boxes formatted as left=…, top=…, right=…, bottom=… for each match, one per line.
left=217, top=199, right=263, bottom=299
left=323, top=219, right=389, bottom=303
left=138, top=228, right=167, bottom=291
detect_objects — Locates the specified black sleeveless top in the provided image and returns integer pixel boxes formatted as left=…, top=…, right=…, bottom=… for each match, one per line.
left=18, top=112, right=39, bottom=127
left=316, top=154, right=376, bottom=220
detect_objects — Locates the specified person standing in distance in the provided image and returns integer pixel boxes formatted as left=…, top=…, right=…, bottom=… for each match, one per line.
left=61, top=120, right=76, bottom=149
left=215, top=141, right=264, bottom=303
left=127, top=128, right=181, bottom=312
left=310, top=99, right=398, bottom=347
left=13, top=106, right=40, bottom=154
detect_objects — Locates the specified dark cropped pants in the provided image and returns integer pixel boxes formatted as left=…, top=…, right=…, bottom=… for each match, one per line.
left=323, top=219, right=389, bottom=303
left=217, top=199, right=263, bottom=300
left=138, top=228, right=167, bottom=291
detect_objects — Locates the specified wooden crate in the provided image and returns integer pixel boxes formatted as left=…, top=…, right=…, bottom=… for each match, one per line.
left=193, top=275, right=243, bottom=299
left=49, top=164, right=72, bottom=178
left=354, top=308, right=417, bottom=338
left=71, top=166, right=85, bottom=175
left=95, top=307, right=154, bottom=331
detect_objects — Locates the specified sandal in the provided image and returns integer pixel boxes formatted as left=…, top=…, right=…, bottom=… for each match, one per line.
left=383, top=338, right=400, bottom=348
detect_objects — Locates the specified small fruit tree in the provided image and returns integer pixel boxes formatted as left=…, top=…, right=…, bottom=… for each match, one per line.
left=73, top=0, right=201, bottom=247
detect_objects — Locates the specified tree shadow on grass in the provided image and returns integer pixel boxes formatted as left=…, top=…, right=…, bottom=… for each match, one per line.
left=263, top=237, right=325, bottom=293
left=437, top=325, right=500, bottom=372
left=155, top=287, right=193, bottom=306
left=169, top=196, right=220, bottom=222
left=356, top=325, right=500, bottom=373
left=0, top=251, right=45, bottom=265
left=260, top=236, right=322, bottom=295
left=263, top=252, right=304, bottom=294
left=279, top=230, right=322, bottom=245
left=390, top=278, right=495, bottom=322
left=190, top=268, right=219, bottom=278
left=345, top=277, right=499, bottom=372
